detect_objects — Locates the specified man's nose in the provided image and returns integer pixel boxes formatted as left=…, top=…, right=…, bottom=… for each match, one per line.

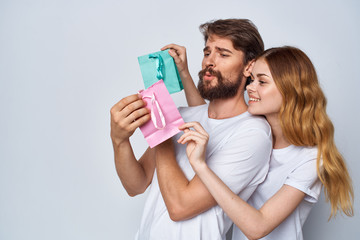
left=204, top=54, right=215, bottom=68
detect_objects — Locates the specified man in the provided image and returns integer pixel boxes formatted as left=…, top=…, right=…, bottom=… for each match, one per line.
left=110, top=19, right=272, bottom=240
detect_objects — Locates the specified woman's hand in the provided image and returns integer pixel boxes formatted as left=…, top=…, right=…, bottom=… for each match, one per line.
left=177, top=122, right=209, bottom=169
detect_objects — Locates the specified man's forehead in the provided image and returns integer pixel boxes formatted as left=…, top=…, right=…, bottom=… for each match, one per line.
left=205, top=36, right=245, bottom=57
left=206, top=35, right=235, bottom=49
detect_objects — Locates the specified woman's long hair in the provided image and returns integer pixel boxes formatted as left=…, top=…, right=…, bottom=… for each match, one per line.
left=261, top=46, right=353, bottom=218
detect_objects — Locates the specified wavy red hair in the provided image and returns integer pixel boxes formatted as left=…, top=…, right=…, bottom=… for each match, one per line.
left=260, top=46, right=353, bottom=219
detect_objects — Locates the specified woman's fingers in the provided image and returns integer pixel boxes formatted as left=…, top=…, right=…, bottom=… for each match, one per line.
left=179, top=121, right=209, bottom=137
left=178, top=130, right=208, bottom=145
left=178, top=134, right=207, bottom=146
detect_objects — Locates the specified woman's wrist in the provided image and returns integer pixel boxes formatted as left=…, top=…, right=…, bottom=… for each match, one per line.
left=190, top=159, right=208, bottom=174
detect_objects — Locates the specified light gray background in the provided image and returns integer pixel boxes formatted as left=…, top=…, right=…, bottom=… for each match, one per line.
left=0, top=0, right=359, bottom=239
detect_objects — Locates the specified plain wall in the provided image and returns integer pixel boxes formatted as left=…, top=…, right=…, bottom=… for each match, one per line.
left=0, top=0, right=359, bottom=239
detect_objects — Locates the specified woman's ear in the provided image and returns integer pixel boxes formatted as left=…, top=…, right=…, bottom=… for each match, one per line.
left=243, top=59, right=255, bottom=77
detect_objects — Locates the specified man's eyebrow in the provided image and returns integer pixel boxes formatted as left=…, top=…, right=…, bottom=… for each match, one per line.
left=203, top=46, right=233, bottom=54
left=215, top=47, right=233, bottom=54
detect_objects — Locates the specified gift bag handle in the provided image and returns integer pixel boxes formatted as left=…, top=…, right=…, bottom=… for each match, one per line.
left=149, top=53, right=164, bottom=80
left=142, top=93, right=166, bottom=129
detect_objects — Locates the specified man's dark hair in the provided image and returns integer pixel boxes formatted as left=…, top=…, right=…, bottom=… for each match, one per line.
left=199, top=19, right=264, bottom=64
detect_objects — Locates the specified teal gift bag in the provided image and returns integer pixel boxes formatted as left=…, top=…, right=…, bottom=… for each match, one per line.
left=138, top=50, right=183, bottom=94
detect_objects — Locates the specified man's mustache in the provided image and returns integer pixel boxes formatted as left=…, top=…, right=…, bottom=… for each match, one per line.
left=198, top=66, right=222, bottom=80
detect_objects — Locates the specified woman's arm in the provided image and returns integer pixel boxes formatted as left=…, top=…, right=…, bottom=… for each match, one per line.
left=161, top=44, right=205, bottom=106
left=178, top=122, right=306, bottom=240
left=193, top=163, right=305, bottom=239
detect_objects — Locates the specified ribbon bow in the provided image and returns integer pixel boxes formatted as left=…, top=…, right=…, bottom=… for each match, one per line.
left=142, top=93, right=166, bottom=129
left=149, top=53, right=164, bottom=80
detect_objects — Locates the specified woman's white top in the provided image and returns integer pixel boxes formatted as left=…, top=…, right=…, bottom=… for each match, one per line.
left=233, top=145, right=322, bottom=240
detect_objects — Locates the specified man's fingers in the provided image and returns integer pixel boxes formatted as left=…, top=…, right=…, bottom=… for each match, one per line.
left=161, top=43, right=183, bottom=51
left=168, top=49, right=182, bottom=63
left=119, top=99, right=147, bottom=119
left=111, top=94, right=141, bottom=113
left=130, top=113, right=151, bottom=129
left=161, top=44, right=173, bottom=51
left=161, top=44, right=186, bottom=57
left=127, top=108, right=150, bottom=123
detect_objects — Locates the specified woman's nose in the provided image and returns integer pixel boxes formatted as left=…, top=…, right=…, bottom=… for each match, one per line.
left=246, top=81, right=256, bottom=92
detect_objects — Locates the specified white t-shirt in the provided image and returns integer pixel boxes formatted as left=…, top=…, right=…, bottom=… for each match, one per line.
left=233, top=145, right=322, bottom=240
left=135, top=104, right=272, bottom=240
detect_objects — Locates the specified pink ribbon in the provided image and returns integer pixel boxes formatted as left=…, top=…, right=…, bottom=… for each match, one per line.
left=142, top=93, right=166, bottom=129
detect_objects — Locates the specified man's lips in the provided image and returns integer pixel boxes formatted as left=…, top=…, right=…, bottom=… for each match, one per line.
left=203, top=72, right=215, bottom=81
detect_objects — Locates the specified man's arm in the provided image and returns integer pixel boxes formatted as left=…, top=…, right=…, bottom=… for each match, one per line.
left=161, top=44, right=206, bottom=107
left=155, top=138, right=217, bottom=221
left=110, top=94, right=155, bottom=196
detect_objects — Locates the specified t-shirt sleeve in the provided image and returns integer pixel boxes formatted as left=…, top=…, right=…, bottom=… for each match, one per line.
left=284, top=158, right=322, bottom=203
left=206, top=127, right=272, bottom=197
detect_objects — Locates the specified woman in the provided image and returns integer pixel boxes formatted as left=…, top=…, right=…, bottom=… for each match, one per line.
left=176, top=46, right=353, bottom=239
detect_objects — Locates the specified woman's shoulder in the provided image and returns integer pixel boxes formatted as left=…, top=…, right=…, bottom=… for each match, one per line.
left=294, top=145, right=318, bottom=159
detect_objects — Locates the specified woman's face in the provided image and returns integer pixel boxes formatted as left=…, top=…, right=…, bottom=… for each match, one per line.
left=246, top=58, right=283, bottom=118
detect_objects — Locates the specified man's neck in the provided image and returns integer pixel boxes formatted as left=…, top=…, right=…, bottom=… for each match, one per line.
left=208, top=94, right=248, bottom=119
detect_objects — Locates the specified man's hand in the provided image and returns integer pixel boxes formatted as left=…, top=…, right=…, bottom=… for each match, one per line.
left=161, top=44, right=206, bottom=107
left=110, top=94, right=150, bottom=146
left=161, top=44, right=190, bottom=77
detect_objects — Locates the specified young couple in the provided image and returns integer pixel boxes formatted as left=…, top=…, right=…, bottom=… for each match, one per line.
left=110, top=19, right=353, bottom=240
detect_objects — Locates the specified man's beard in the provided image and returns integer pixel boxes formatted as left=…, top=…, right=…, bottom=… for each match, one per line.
left=197, top=66, right=243, bottom=101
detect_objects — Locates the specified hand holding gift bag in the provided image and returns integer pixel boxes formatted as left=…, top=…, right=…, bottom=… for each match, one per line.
left=138, top=50, right=183, bottom=94
left=138, top=80, right=184, bottom=148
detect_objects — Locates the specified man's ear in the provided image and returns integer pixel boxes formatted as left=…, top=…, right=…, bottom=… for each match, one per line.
left=243, top=59, right=255, bottom=77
